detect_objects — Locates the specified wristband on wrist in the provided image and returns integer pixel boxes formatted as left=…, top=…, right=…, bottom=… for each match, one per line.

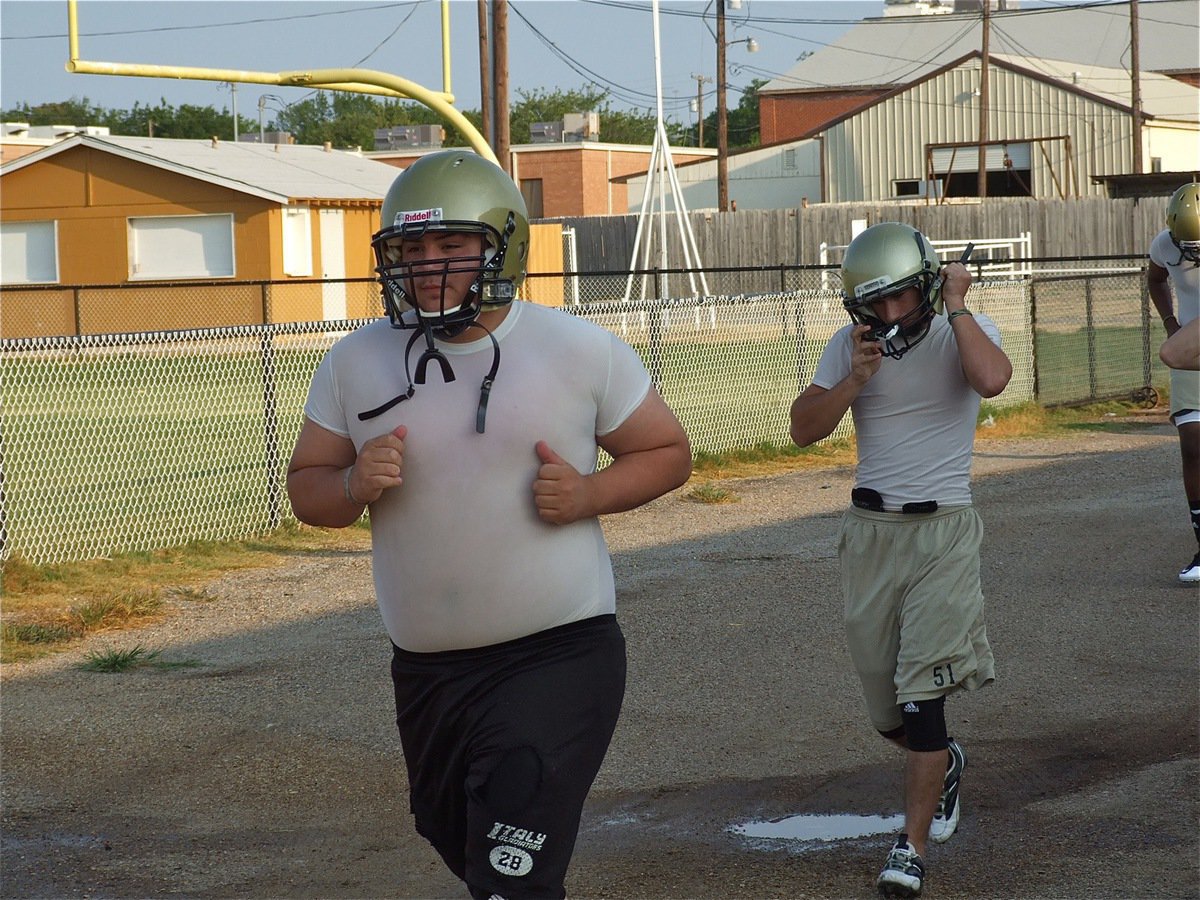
left=1164, top=314, right=1179, bottom=325
left=947, top=308, right=974, bottom=321
left=343, top=466, right=362, bottom=505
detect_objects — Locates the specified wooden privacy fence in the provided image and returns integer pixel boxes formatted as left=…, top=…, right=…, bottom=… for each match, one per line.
left=551, top=194, right=1170, bottom=274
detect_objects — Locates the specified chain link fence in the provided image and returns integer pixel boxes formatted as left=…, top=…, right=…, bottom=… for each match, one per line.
left=1028, top=263, right=1164, bottom=407
left=0, top=259, right=1165, bottom=564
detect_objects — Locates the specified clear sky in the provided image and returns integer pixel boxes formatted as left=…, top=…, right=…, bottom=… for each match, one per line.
left=1, top=0, right=884, bottom=126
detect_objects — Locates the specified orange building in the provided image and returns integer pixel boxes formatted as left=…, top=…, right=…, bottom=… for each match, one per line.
left=1, top=134, right=565, bottom=337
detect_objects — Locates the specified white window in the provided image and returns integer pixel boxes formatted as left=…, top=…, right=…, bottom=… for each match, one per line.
left=1, top=220, right=59, bottom=284
left=128, top=213, right=234, bottom=279
left=282, top=205, right=313, bottom=277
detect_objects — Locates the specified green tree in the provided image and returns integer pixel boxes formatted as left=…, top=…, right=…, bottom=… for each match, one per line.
left=323, top=93, right=384, bottom=149
left=4, top=86, right=677, bottom=149
left=508, top=86, right=606, bottom=145
left=273, top=93, right=331, bottom=144
left=3, top=96, right=255, bottom=140
left=102, top=100, right=171, bottom=136
left=505, top=86, right=669, bottom=146
left=727, top=78, right=765, bottom=148
left=274, top=93, right=436, bottom=148
left=697, top=78, right=766, bottom=150
left=2, top=97, right=106, bottom=126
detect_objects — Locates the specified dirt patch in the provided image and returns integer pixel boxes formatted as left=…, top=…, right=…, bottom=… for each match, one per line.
left=3, top=418, right=1197, bottom=899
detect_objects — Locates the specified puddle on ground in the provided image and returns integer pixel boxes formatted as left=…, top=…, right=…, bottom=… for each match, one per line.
left=730, top=812, right=904, bottom=845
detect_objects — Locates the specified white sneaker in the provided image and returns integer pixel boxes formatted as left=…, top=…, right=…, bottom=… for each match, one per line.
left=1180, top=551, right=1200, bottom=583
left=877, top=835, right=925, bottom=897
left=929, top=737, right=966, bottom=844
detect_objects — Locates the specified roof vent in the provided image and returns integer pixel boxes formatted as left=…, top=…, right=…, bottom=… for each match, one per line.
left=211, top=136, right=219, bottom=148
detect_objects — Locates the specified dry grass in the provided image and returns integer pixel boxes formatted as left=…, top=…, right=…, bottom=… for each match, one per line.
left=691, top=437, right=859, bottom=482
left=688, top=400, right=1158, bottom=484
left=682, top=483, right=740, bottom=504
left=2, top=522, right=369, bottom=665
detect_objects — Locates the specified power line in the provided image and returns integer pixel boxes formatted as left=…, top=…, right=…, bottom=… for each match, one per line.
left=508, top=1, right=686, bottom=107
left=349, top=4, right=419, bottom=67
left=0, top=2, right=418, bottom=41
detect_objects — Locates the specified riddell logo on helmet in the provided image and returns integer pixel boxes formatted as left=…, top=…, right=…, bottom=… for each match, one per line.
left=393, top=208, right=443, bottom=227
left=855, top=276, right=891, bottom=298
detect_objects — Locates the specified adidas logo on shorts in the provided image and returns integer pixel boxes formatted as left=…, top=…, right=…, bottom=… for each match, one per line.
left=903, top=702, right=920, bottom=713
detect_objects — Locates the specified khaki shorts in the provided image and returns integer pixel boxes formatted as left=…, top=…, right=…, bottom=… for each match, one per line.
left=1169, top=367, right=1200, bottom=419
left=839, top=505, right=995, bottom=733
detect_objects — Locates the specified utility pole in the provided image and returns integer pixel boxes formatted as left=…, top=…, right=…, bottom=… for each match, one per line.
left=229, top=82, right=239, bottom=143
left=717, top=0, right=730, bottom=211
left=1130, top=0, right=1143, bottom=173
left=977, top=1, right=990, bottom=199
left=477, top=0, right=492, bottom=148
left=493, top=0, right=510, bottom=175
left=692, top=74, right=711, bottom=147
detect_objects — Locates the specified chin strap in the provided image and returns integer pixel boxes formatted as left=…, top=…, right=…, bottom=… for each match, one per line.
left=473, top=323, right=500, bottom=434
left=357, top=328, right=424, bottom=421
left=358, top=320, right=501, bottom=434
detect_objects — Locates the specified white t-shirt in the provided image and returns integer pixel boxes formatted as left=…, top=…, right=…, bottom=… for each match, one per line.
left=1150, top=229, right=1200, bottom=412
left=812, top=313, right=1003, bottom=509
left=303, top=301, right=652, bottom=651
left=1150, top=228, right=1200, bottom=327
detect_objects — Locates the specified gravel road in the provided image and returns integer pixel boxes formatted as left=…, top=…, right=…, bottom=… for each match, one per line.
left=3, top=415, right=1197, bottom=900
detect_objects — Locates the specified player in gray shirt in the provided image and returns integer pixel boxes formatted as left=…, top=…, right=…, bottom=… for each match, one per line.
left=790, top=222, right=1012, bottom=898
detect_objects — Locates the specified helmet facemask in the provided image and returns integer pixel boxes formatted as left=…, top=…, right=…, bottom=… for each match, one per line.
left=842, top=228, right=940, bottom=360
left=1176, top=242, right=1200, bottom=265
left=372, top=213, right=521, bottom=339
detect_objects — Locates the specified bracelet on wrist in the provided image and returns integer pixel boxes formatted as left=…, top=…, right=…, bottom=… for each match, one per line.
left=1164, top=314, right=1179, bottom=325
left=947, top=308, right=974, bottom=321
left=343, top=466, right=363, bottom=505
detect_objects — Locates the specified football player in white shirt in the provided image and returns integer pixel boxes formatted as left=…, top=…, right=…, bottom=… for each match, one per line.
left=288, top=151, right=691, bottom=899
left=1147, top=182, right=1200, bottom=583
left=790, top=223, right=1012, bottom=898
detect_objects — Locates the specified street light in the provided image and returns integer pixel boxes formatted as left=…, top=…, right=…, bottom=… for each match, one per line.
left=691, top=74, right=711, bottom=147
left=257, top=93, right=286, bottom=144
left=716, top=0, right=757, bottom=212
left=222, top=82, right=240, bottom=142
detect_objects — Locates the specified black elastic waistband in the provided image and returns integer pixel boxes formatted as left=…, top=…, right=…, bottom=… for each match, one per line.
left=851, top=487, right=938, bottom=515
left=392, top=613, right=619, bottom=662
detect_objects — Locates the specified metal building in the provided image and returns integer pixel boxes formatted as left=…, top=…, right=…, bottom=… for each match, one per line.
left=824, top=53, right=1199, bottom=203
left=629, top=51, right=1198, bottom=210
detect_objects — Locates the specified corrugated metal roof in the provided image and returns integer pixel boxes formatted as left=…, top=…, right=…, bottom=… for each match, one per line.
left=992, top=55, right=1199, bottom=122
left=761, top=0, right=1199, bottom=94
left=1, top=134, right=401, bottom=202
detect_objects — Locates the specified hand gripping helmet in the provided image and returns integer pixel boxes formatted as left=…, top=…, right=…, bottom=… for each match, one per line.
left=840, top=222, right=942, bottom=360
left=1166, top=182, right=1200, bottom=265
left=371, top=150, right=530, bottom=337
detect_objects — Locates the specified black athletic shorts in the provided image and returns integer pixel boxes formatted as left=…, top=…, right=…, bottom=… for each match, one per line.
left=391, top=614, right=626, bottom=900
